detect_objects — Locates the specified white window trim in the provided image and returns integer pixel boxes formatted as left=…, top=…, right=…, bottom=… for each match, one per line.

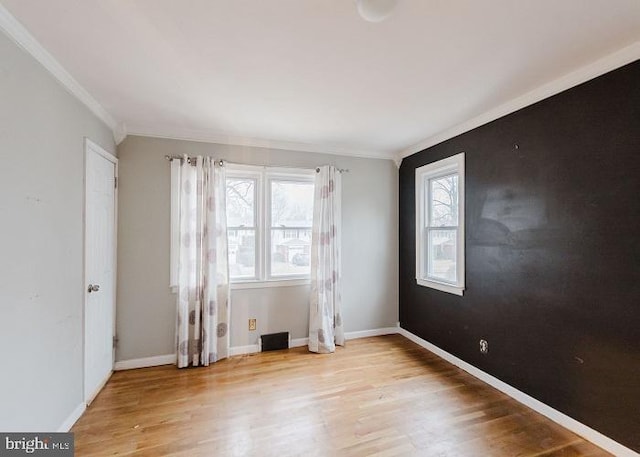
left=415, top=152, right=465, bottom=296
left=227, top=168, right=263, bottom=282
left=265, top=172, right=314, bottom=281
left=227, top=164, right=315, bottom=285
left=230, top=278, right=311, bottom=290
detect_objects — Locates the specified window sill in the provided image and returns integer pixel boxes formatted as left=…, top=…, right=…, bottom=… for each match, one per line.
left=170, top=278, right=311, bottom=293
left=416, top=278, right=464, bottom=296
left=231, top=279, right=311, bottom=290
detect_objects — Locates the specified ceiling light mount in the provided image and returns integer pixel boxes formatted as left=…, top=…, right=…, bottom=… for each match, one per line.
left=356, top=0, right=399, bottom=23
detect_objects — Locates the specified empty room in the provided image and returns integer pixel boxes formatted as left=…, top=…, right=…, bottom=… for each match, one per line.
left=0, top=1, right=638, bottom=456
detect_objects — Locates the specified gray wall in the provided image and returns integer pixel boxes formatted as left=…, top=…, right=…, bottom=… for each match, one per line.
left=0, top=31, right=115, bottom=430
left=116, top=135, right=398, bottom=360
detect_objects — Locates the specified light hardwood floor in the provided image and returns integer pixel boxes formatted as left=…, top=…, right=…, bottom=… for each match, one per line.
left=72, top=335, right=611, bottom=456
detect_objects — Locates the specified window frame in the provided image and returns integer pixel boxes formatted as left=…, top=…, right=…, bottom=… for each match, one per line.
left=225, top=170, right=262, bottom=282
left=266, top=174, right=314, bottom=281
left=415, top=153, right=465, bottom=296
left=226, top=164, right=315, bottom=288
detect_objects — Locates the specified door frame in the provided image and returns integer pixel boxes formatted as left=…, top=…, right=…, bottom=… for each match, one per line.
left=83, top=138, right=118, bottom=405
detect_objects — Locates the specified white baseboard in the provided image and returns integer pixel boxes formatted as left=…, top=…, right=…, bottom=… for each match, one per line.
left=113, top=328, right=402, bottom=365
left=290, top=327, right=399, bottom=349
left=85, top=370, right=113, bottom=405
left=228, top=327, right=400, bottom=356
left=290, top=337, right=309, bottom=348
left=345, top=327, right=398, bottom=340
left=57, top=402, right=86, bottom=432
left=228, top=344, right=260, bottom=356
left=397, top=327, right=638, bottom=457
left=114, top=354, right=176, bottom=371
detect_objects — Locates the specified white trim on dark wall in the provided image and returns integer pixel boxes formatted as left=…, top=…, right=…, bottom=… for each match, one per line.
left=397, top=41, right=640, bottom=163
left=397, top=327, right=639, bottom=457
left=0, top=3, right=125, bottom=144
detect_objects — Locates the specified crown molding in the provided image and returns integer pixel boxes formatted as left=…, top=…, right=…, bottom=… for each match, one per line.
left=113, top=122, right=128, bottom=145
left=127, top=123, right=397, bottom=161
left=0, top=3, right=121, bottom=143
left=396, top=41, right=640, bottom=164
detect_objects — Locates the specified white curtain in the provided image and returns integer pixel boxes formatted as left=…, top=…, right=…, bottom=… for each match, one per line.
left=308, top=165, right=344, bottom=353
left=175, top=156, right=230, bottom=368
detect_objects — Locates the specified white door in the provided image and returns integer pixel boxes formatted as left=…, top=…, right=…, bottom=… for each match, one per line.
left=84, top=139, right=117, bottom=404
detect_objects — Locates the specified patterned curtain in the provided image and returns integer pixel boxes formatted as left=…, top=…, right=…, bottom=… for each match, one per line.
left=176, top=156, right=229, bottom=368
left=308, top=165, right=345, bottom=353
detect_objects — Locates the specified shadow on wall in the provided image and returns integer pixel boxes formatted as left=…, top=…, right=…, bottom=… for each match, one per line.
left=473, top=186, right=549, bottom=248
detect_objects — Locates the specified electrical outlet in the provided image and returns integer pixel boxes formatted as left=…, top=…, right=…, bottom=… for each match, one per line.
left=248, top=318, right=257, bottom=331
left=479, top=339, right=488, bottom=354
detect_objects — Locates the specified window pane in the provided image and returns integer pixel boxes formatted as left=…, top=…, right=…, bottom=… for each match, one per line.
left=428, top=229, right=457, bottom=283
left=430, top=174, right=458, bottom=227
left=271, top=181, right=314, bottom=227
left=270, top=228, right=311, bottom=276
left=226, top=178, right=255, bottom=227
left=228, top=229, right=256, bottom=279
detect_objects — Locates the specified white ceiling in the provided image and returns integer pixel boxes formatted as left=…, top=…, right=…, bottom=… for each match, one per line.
left=2, top=1, right=640, bottom=160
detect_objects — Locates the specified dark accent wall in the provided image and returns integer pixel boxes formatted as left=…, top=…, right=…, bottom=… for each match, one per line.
left=399, top=60, right=640, bottom=452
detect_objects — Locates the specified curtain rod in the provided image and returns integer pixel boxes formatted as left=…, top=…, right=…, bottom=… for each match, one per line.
left=164, top=155, right=349, bottom=173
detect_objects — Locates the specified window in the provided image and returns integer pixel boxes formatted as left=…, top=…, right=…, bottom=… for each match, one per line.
left=226, top=176, right=258, bottom=280
left=415, top=153, right=465, bottom=295
left=268, top=179, right=314, bottom=277
left=226, top=166, right=314, bottom=285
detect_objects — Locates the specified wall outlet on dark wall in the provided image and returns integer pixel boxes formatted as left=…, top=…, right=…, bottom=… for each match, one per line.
left=479, top=339, right=488, bottom=354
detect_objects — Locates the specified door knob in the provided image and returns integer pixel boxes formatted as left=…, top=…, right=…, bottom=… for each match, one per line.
left=87, top=284, right=100, bottom=293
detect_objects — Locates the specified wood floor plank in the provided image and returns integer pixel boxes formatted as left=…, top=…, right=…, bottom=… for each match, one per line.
left=72, top=335, right=611, bottom=456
